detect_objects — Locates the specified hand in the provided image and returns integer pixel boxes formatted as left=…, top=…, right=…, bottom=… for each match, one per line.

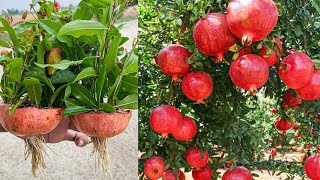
left=43, top=116, right=91, bottom=147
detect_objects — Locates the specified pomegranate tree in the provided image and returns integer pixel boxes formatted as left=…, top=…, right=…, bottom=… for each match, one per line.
left=193, top=13, right=237, bottom=63
left=304, top=155, right=320, bottom=180
left=184, top=147, right=209, bottom=168
left=172, top=117, right=197, bottom=142
left=222, top=166, right=253, bottom=180
left=181, top=71, right=213, bottom=104
left=144, top=156, right=166, bottom=180
left=192, top=165, right=212, bottom=180
left=229, top=54, right=269, bottom=94
left=226, top=0, right=278, bottom=46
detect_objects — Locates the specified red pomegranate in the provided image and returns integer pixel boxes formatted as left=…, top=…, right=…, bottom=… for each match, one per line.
left=172, top=117, right=197, bottom=142
left=282, top=89, right=302, bottom=108
left=226, top=0, right=278, bottom=46
left=229, top=54, right=269, bottom=94
left=270, top=148, right=277, bottom=157
left=162, top=169, right=185, bottom=180
left=274, top=117, right=293, bottom=133
left=1, top=49, right=9, bottom=56
left=156, top=45, right=192, bottom=82
left=181, top=71, right=213, bottom=104
left=184, top=147, right=209, bottom=168
left=192, top=165, right=212, bottom=180
left=292, top=124, right=300, bottom=131
left=278, top=52, right=314, bottom=89
left=150, top=105, right=182, bottom=138
left=144, top=156, right=166, bottom=180
left=304, top=155, right=320, bottom=180
left=260, top=38, right=283, bottom=66
left=295, top=70, right=320, bottom=100
left=222, top=166, right=253, bottom=180
left=238, top=46, right=252, bottom=56
left=193, top=13, right=237, bottom=63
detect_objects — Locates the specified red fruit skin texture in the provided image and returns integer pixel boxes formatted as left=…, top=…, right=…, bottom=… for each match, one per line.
left=193, top=13, right=237, bottom=63
left=304, top=155, right=320, bottom=180
left=282, top=89, right=302, bottom=108
left=0, top=105, right=63, bottom=136
left=172, top=117, right=197, bottom=141
left=278, top=52, right=314, bottom=89
left=192, top=165, right=212, bottom=180
left=295, top=70, right=320, bottom=100
left=260, top=38, right=283, bottom=66
left=162, top=169, right=185, bottom=180
left=181, top=71, right=213, bottom=103
left=274, top=117, right=293, bottom=133
left=144, top=156, right=166, bottom=180
left=156, top=45, right=192, bottom=81
left=184, top=147, right=209, bottom=168
left=226, top=0, right=278, bottom=45
left=150, top=105, right=182, bottom=137
left=229, top=54, right=269, bottom=92
left=72, top=110, right=132, bottom=138
left=222, top=166, right=253, bottom=180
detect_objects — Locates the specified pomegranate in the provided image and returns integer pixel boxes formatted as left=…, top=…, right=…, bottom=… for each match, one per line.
left=292, top=124, right=300, bottom=131
left=222, top=166, right=253, bottom=180
left=181, top=71, right=213, bottom=104
left=295, top=70, right=320, bottom=100
left=226, top=0, right=278, bottom=46
left=270, top=148, right=277, bottom=157
left=304, top=155, right=320, bottom=180
left=238, top=46, right=252, bottom=56
left=192, top=165, right=212, bottom=180
left=172, top=117, right=197, bottom=142
left=144, top=156, right=166, bottom=180
left=150, top=105, right=182, bottom=138
left=54, top=0, right=60, bottom=11
left=162, top=169, right=185, bottom=180
left=260, top=38, right=283, bottom=66
left=184, top=147, right=209, bottom=168
left=274, top=117, right=293, bottom=133
left=294, top=133, right=302, bottom=139
left=282, top=89, right=302, bottom=108
left=278, top=52, right=314, bottom=89
left=306, top=144, right=312, bottom=150
left=1, top=49, right=9, bottom=56
left=72, top=110, right=132, bottom=138
left=156, top=45, right=192, bottom=82
left=229, top=54, right=269, bottom=94
left=193, top=13, right=237, bottom=63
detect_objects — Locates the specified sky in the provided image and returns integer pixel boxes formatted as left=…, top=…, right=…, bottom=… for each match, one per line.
left=0, top=0, right=81, bottom=11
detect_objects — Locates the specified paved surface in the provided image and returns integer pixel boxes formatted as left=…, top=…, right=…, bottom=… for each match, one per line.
left=0, top=19, right=138, bottom=180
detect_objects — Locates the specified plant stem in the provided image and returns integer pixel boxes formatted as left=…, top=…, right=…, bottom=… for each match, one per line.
left=3, top=63, right=7, bottom=103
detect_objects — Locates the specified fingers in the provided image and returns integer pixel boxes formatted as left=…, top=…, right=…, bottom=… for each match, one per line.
left=64, top=129, right=91, bottom=147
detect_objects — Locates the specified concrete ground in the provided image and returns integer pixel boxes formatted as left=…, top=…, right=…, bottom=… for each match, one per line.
left=0, top=19, right=138, bottom=179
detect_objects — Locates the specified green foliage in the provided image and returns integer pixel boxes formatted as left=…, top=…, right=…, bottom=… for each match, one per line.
left=139, top=0, right=319, bottom=179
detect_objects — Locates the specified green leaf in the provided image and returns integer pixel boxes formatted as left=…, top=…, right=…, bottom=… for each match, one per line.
left=9, top=96, right=28, bottom=115
left=51, top=70, right=77, bottom=84
left=74, top=1, right=94, bottom=20
left=0, top=40, right=10, bottom=48
left=120, top=75, right=138, bottom=94
left=58, top=20, right=107, bottom=38
left=99, top=103, right=116, bottom=113
left=0, top=17, right=19, bottom=55
left=65, top=85, right=71, bottom=99
left=24, top=71, right=55, bottom=92
left=114, top=93, right=138, bottom=109
left=96, top=64, right=107, bottom=103
left=23, top=78, right=42, bottom=107
left=49, top=84, right=69, bottom=106
left=125, top=61, right=138, bottom=75
left=70, top=83, right=97, bottom=108
left=32, top=0, right=41, bottom=6
left=103, top=33, right=122, bottom=73
left=63, top=105, right=91, bottom=116
left=37, top=41, right=45, bottom=73
left=35, top=60, right=83, bottom=70
left=82, top=0, right=111, bottom=9
left=7, top=58, right=23, bottom=83
left=39, top=20, right=73, bottom=47
left=74, top=67, right=96, bottom=82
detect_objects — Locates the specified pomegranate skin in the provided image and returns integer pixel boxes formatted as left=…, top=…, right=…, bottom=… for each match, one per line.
left=0, top=105, right=63, bottom=137
left=72, top=110, right=132, bottom=138
left=156, top=45, right=192, bottom=81
left=278, top=52, right=314, bottom=89
left=172, top=117, right=197, bottom=142
left=229, top=54, right=269, bottom=93
left=162, top=169, right=185, bottom=180
left=226, top=0, right=278, bottom=46
left=260, top=38, right=283, bottom=66
left=192, top=165, right=212, bottom=180
left=181, top=71, right=213, bottom=104
left=144, top=156, right=166, bottom=180
left=282, top=89, right=302, bottom=108
left=274, top=117, right=293, bottom=133
left=222, top=166, right=253, bottom=180
left=150, top=105, right=182, bottom=138
left=295, top=70, right=320, bottom=100
left=193, top=13, right=237, bottom=63
left=304, top=155, right=320, bottom=180
left=184, top=147, right=209, bottom=168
